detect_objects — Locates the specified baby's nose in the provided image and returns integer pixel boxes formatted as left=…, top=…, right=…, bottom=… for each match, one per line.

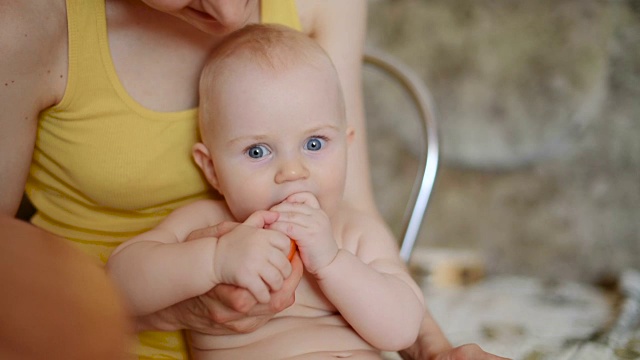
left=275, top=157, right=310, bottom=184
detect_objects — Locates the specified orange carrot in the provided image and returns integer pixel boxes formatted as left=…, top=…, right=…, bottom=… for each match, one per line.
left=287, top=239, right=297, bottom=261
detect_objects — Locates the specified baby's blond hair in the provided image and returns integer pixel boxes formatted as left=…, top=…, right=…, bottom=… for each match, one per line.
left=198, top=24, right=345, bottom=140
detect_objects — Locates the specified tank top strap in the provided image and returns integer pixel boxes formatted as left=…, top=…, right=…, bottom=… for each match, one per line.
left=261, top=0, right=302, bottom=31
left=57, top=0, right=109, bottom=112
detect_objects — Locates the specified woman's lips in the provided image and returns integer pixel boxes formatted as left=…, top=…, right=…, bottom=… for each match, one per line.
left=183, top=7, right=250, bottom=33
left=186, top=8, right=218, bottom=23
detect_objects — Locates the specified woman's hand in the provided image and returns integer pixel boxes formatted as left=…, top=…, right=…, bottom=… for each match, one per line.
left=193, top=253, right=303, bottom=335
left=398, top=309, right=510, bottom=360
left=134, top=220, right=304, bottom=335
left=400, top=343, right=510, bottom=360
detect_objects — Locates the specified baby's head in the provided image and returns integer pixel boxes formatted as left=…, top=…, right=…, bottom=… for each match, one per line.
left=193, top=24, right=352, bottom=221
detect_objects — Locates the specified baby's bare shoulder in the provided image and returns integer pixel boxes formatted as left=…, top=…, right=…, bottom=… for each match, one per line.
left=334, top=203, right=386, bottom=231
left=164, top=199, right=230, bottom=224
left=332, top=203, right=393, bottom=253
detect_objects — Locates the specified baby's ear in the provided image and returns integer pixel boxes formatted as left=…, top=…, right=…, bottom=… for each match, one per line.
left=346, top=127, right=356, bottom=145
left=192, top=142, right=221, bottom=192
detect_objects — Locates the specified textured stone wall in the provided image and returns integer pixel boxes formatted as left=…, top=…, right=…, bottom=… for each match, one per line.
left=364, top=0, right=640, bottom=283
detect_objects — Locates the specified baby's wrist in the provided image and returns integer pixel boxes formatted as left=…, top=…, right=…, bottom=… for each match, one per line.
left=207, top=237, right=222, bottom=286
left=312, top=248, right=347, bottom=280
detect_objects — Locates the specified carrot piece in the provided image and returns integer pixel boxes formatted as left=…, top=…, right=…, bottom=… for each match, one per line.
left=287, top=239, right=297, bottom=261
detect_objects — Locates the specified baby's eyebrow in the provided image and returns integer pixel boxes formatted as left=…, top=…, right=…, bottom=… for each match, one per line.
left=305, top=124, right=341, bottom=134
left=226, top=134, right=268, bottom=146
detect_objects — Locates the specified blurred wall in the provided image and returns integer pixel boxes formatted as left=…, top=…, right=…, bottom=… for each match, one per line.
left=364, top=0, right=640, bottom=283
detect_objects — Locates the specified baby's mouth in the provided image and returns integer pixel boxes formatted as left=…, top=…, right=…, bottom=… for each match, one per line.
left=270, top=196, right=291, bottom=209
left=271, top=191, right=306, bottom=208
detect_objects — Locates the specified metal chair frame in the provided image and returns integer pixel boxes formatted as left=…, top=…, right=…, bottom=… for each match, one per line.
left=363, top=48, right=440, bottom=263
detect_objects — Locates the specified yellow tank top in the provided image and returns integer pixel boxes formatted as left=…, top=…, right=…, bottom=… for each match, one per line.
left=25, top=0, right=301, bottom=359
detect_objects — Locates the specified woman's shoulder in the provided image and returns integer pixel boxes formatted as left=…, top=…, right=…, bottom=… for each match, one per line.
left=295, top=0, right=366, bottom=36
left=332, top=201, right=397, bottom=256
left=1, top=0, right=67, bottom=49
left=1, top=0, right=68, bottom=101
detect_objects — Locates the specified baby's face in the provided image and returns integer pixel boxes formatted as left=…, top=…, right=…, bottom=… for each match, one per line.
left=203, top=60, right=349, bottom=221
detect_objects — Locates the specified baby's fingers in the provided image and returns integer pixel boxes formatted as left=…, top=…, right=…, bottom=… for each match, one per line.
left=243, top=210, right=280, bottom=228
left=284, top=192, right=320, bottom=208
left=267, top=220, right=301, bottom=242
left=260, top=265, right=286, bottom=293
left=269, top=248, right=293, bottom=278
left=244, top=278, right=271, bottom=304
left=269, top=201, right=312, bottom=216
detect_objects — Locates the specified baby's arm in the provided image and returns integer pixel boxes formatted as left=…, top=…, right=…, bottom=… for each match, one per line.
left=107, top=201, right=293, bottom=316
left=106, top=200, right=229, bottom=315
left=315, top=223, right=425, bottom=351
left=270, top=193, right=424, bottom=351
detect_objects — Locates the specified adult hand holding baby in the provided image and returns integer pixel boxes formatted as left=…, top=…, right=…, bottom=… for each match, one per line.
left=143, top=211, right=304, bottom=336
left=135, top=257, right=303, bottom=336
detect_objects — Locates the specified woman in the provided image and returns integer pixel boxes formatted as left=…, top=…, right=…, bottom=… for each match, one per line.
left=0, top=1, right=504, bottom=359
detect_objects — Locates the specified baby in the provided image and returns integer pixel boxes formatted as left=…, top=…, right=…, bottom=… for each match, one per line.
left=107, top=24, right=424, bottom=360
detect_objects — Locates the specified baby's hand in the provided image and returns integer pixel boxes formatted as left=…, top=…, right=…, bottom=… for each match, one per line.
left=213, top=211, right=293, bottom=304
left=268, top=192, right=339, bottom=274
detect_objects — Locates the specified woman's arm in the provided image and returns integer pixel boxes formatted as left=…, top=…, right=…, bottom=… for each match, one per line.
left=399, top=309, right=453, bottom=360
left=0, top=217, right=131, bottom=360
left=400, top=316, right=511, bottom=360
left=0, top=0, right=67, bottom=216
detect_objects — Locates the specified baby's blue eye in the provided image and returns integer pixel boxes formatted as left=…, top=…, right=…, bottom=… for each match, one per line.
left=246, top=145, right=271, bottom=159
left=305, top=137, right=325, bottom=151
